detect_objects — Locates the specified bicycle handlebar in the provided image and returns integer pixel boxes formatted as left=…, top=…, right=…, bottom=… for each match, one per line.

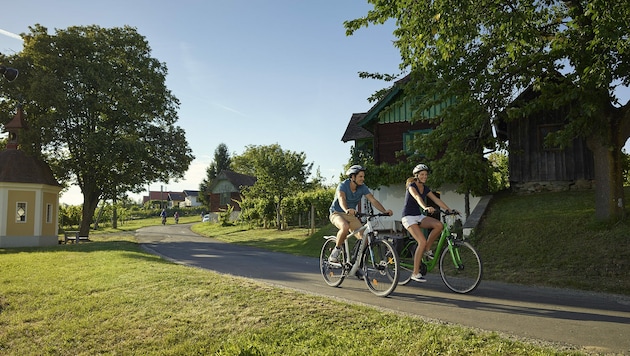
left=354, top=212, right=391, bottom=218
left=439, top=209, right=461, bottom=216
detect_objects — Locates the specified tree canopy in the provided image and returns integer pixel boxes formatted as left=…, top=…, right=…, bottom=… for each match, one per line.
left=0, top=24, right=194, bottom=234
left=198, top=143, right=232, bottom=208
left=346, top=0, right=630, bottom=220
left=232, top=144, right=312, bottom=229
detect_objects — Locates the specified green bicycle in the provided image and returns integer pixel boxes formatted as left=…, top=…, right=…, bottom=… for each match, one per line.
left=390, top=209, right=482, bottom=294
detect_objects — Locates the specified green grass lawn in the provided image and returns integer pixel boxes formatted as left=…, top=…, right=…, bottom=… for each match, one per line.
left=0, top=234, right=581, bottom=355
left=472, top=189, right=630, bottom=295
left=2, top=189, right=626, bottom=354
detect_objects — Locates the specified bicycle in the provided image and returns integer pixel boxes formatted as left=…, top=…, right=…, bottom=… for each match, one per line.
left=320, top=212, right=400, bottom=297
left=389, top=210, right=482, bottom=294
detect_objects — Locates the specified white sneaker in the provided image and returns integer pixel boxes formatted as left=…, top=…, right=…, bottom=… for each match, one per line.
left=411, top=273, right=426, bottom=282
left=423, top=250, right=434, bottom=260
left=328, top=247, right=341, bottom=263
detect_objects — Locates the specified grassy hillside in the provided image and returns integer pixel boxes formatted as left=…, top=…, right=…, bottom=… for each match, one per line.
left=471, top=189, right=630, bottom=295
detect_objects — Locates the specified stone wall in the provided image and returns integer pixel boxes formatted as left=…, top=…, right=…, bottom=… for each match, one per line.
left=511, top=179, right=593, bottom=194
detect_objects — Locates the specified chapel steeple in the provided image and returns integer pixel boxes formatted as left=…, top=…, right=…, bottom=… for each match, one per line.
left=3, top=105, right=27, bottom=150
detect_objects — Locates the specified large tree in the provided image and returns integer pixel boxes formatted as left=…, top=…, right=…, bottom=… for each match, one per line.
left=198, top=143, right=231, bottom=208
left=232, top=144, right=312, bottom=229
left=346, top=0, right=630, bottom=220
left=0, top=24, right=194, bottom=235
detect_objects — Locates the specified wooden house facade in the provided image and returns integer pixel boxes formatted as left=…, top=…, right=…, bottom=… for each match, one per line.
left=343, top=75, right=447, bottom=165
left=496, top=85, right=595, bottom=192
left=208, top=170, right=256, bottom=213
left=342, top=74, right=482, bottom=226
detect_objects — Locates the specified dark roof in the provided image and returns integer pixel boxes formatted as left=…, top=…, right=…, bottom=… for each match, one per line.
left=357, top=74, right=410, bottom=127
left=342, top=74, right=412, bottom=143
left=168, top=192, right=185, bottom=201
left=341, top=113, right=373, bottom=143
left=0, top=149, right=61, bottom=186
left=143, top=191, right=182, bottom=203
left=209, top=170, right=256, bottom=192
left=183, top=190, right=199, bottom=197
left=3, top=106, right=27, bottom=130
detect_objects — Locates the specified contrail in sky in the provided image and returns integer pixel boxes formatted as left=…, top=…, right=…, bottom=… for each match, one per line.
left=214, top=102, right=247, bottom=118
left=0, top=29, right=22, bottom=41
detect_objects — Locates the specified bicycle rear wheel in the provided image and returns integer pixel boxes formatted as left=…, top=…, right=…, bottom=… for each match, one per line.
left=363, top=239, right=399, bottom=297
left=320, top=237, right=346, bottom=287
left=397, top=240, right=416, bottom=285
left=439, top=239, right=482, bottom=294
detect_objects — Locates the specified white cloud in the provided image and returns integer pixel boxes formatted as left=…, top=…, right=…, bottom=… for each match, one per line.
left=0, top=29, right=22, bottom=41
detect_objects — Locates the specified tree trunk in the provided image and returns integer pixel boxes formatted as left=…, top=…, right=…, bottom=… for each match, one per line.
left=79, top=191, right=100, bottom=237
left=112, top=204, right=118, bottom=229
left=464, top=191, right=470, bottom=218
left=276, top=199, right=282, bottom=230
left=589, top=139, right=625, bottom=221
left=93, top=203, right=105, bottom=230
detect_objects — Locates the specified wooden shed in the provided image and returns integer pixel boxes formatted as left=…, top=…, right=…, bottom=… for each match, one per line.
left=496, top=84, right=595, bottom=192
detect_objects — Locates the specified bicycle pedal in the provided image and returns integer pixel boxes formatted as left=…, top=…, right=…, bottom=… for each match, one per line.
left=328, top=262, right=342, bottom=268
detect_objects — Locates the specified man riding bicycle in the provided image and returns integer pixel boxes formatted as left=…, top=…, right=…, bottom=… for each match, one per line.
left=328, top=165, right=393, bottom=263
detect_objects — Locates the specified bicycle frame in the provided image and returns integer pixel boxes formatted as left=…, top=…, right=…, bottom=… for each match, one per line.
left=320, top=212, right=399, bottom=297
left=424, top=212, right=456, bottom=272
left=333, top=213, right=378, bottom=276
left=398, top=210, right=459, bottom=273
left=391, top=210, right=482, bottom=293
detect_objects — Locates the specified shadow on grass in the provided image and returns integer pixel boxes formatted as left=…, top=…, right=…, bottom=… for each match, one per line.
left=0, top=239, right=171, bottom=264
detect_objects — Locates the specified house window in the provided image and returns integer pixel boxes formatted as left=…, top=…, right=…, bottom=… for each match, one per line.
left=538, top=124, right=562, bottom=151
left=16, top=202, right=27, bottom=222
left=403, top=129, right=433, bottom=155
left=46, top=204, right=53, bottom=223
left=220, top=192, right=231, bottom=206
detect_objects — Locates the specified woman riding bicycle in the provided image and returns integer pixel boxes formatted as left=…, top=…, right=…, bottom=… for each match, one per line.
left=328, top=165, right=393, bottom=263
left=402, top=164, right=455, bottom=282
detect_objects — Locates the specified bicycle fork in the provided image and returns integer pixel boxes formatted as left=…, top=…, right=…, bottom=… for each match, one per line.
left=446, top=237, right=464, bottom=270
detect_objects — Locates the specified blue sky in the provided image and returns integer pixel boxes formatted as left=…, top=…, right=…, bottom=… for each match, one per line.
left=3, top=2, right=630, bottom=205
left=0, top=1, right=402, bottom=205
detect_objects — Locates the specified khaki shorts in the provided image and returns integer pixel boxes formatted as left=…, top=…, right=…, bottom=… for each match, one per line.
left=329, top=211, right=362, bottom=232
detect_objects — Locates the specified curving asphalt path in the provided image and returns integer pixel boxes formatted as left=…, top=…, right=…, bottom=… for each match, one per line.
left=136, top=223, right=630, bottom=354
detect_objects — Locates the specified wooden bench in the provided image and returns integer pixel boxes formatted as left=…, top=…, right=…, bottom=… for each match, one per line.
left=63, top=231, right=90, bottom=244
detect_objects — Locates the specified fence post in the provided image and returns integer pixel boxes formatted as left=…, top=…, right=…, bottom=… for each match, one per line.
left=310, top=203, right=315, bottom=235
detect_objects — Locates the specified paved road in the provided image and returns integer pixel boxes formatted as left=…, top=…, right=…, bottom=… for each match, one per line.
left=136, top=224, right=630, bottom=355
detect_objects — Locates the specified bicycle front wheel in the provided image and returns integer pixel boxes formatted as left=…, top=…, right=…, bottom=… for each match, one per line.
left=439, top=239, right=482, bottom=294
left=363, top=239, right=399, bottom=297
left=320, top=237, right=345, bottom=287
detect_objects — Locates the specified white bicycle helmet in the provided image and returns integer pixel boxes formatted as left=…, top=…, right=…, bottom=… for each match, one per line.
left=413, top=164, right=430, bottom=175
left=346, top=165, right=365, bottom=177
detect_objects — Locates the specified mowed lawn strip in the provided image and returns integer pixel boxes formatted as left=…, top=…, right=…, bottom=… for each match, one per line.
left=0, top=234, right=580, bottom=355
